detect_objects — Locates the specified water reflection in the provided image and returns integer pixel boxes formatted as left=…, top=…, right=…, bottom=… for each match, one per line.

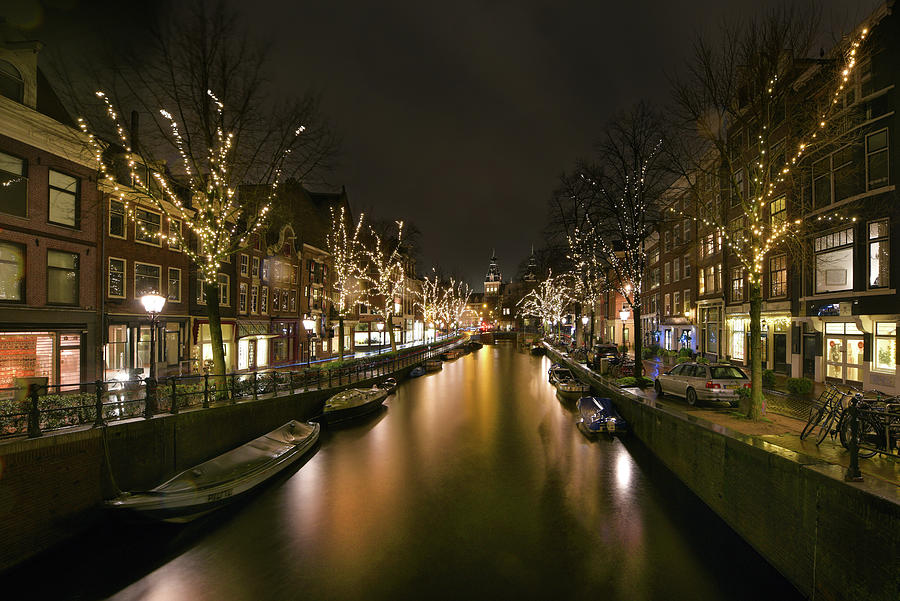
left=14, top=344, right=800, bottom=600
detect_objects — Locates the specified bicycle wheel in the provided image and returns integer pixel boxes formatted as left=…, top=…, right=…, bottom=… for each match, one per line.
left=815, top=406, right=839, bottom=445
left=800, top=401, right=829, bottom=440
left=839, top=415, right=880, bottom=459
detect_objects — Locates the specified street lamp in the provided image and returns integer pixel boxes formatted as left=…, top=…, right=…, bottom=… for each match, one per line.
left=376, top=321, right=385, bottom=354
left=619, top=307, right=630, bottom=322
left=140, top=292, right=166, bottom=381
left=302, top=316, right=316, bottom=367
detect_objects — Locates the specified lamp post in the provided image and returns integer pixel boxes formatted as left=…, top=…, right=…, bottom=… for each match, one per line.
left=140, top=292, right=166, bottom=381
left=302, top=316, right=316, bottom=367
left=140, top=292, right=165, bottom=419
left=376, top=321, right=385, bottom=354
left=581, top=315, right=589, bottom=347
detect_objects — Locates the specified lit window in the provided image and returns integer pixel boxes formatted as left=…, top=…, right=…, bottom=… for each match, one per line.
left=815, top=228, right=854, bottom=294
left=770, top=196, right=786, bottom=229
left=769, top=255, right=787, bottom=297
left=48, top=250, right=79, bottom=305
left=240, top=254, right=249, bottom=276
left=0, top=241, right=26, bottom=301
left=731, top=267, right=744, bottom=302
left=252, top=256, right=259, bottom=278
left=261, top=286, right=269, bottom=314
left=868, top=220, right=889, bottom=289
left=218, top=274, right=230, bottom=306
left=251, top=285, right=259, bottom=314
left=874, top=321, right=896, bottom=373
left=239, top=282, right=248, bottom=313
left=108, top=258, right=126, bottom=298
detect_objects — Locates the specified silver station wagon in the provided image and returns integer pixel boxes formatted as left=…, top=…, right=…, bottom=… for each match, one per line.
left=653, top=362, right=749, bottom=406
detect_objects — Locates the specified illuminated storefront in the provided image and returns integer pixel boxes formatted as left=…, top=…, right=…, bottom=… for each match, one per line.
left=0, top=331, right=81, bottom=390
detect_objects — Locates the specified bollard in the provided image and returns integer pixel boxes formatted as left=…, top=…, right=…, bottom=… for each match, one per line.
left=169, top=377, right=179, bottom=414
left=27, top=383, right=42, bottom=438
left=93, top=380, right=105, bottom=427
left=144, top=377, right=158, bottom=419
left=203, top=373, right=210, bottom=408
left=845, top=396, right=864, bottom=482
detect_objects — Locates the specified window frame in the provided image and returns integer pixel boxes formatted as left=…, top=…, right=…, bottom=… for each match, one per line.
left=261, top=285, right=269, bottom=315
left=873, top=321, right=896, bottom=374
left=865, top=128, right=889, bottom=191
left=218, top=273, right=230, bottom=307
left=815, top=227, right=854, bottom=294
left=168, top=218, right=182, bottom=251
left=867, top=218, right=890, bottom=290
left=108, top=257, right=127, bottom=299
left=0, top=240, right=26, bottom=302
left=108, top=199, right=126, bottom=239
left=46, top=249, right=80, bottom=306
left=769, top=254, right=787, bottom=298
left=239, top=254, right=249, bottom=277
left=0, top=150, right=28, bottom=219
left=133, top=261, right=162, bottom=299
left=168, top=267, right=182, bottom=303
left=134, top=206, right=162, bottom=247
left=239, top=281, right=248, bottom=313
left=47, top=169, right=79, bottom=229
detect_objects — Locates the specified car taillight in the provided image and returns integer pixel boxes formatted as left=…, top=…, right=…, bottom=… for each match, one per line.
left=743, top=383, right=751, bottom=388
left=705, top=381, right=721, bottom=389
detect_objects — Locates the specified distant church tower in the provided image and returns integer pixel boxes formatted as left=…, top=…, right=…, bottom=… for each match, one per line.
left=484, top=249, right=502, bottom=295
left=523, top=245, right=538, bottom=282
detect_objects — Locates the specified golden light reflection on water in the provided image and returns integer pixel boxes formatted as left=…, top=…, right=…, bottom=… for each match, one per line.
left=95, top=343, right=799, bottom=601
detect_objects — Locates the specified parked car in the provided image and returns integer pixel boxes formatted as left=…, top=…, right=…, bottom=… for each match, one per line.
left=589, top=344, right=620, bottom=370
left=653, top=363, right=749, bottom=406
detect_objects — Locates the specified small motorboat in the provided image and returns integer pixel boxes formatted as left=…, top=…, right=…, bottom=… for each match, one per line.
left=322, top=387, right=389, bottom=424
left=468, top=341, right=483, bottom=351
left=425, top=358, right=443, bottom=372
left=105, top=420, right=320, bottom=522
left=530, top=343, right=545, bottom=356
left=378, top=377, right=398, bottom=394
left=576, top=396, right=628, bottom=436
left=549, top=365, right=591, bottom=399
left=409, top=366, right=426, bottom=377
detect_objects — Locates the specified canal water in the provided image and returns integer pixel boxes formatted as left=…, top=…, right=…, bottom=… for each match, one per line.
left=14, top=343, right=801, bottom=600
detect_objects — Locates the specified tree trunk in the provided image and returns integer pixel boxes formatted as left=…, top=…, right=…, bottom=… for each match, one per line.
left=388, top=313, right=397, bottom=351
left=747, top=281, right=764, bottom=419
left=338, top=315, right=345, bottom=360
left=589, top=309, right=595, bottom=348
left=632, top=300, right=643, bottom=378
left=204, top=280, right=228, bottom=396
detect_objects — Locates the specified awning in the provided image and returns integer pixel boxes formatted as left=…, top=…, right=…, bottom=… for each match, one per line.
left=237, top=320, right=277, bottom=340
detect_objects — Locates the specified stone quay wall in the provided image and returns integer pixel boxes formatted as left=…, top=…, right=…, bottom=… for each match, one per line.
left=546, top=346, right=900, bottom=601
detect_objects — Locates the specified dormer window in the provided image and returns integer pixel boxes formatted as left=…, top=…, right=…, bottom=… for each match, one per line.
left=0, top=60, right=24, bottom=103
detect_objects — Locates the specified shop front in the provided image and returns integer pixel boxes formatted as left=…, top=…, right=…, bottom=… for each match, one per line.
left=0, top=330, right=82, bottom=391
left=698, top=302, right=723, bottom=361
left=236, top=319, right=275, bottom=372
left=724, top=311, right=792, bottom=374
left=105, top=317, right=189, bottom=381
left=192, top=320, right=235, bottom=373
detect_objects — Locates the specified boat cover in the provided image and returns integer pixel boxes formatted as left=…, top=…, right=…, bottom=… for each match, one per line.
left=150, top=421, right=317, bottom=494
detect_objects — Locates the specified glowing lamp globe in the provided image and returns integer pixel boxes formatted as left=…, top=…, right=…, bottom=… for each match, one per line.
left=302, top=317, right=316, bottom=332
left=581, top=315, right=589, bottom=325
left=376, top=321, right=385, bottom=331
left=619, top=309, right=630, bottom=321
left=140, top=292, right=166, bottom=315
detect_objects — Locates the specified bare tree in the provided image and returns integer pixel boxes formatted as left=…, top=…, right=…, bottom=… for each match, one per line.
left=667, top=4, right=871, bottom=417
left=558, top=102, right=670, bottom=377
left=78, top=3, right=337, bottom=381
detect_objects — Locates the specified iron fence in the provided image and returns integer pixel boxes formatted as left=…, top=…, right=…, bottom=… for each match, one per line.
left=0, top=336, right=465, bottom=439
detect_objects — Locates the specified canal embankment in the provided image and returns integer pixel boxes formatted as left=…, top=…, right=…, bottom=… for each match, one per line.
left=545, top=345, right=900, bottom=601
left=0, top=339, right=465, bottom=573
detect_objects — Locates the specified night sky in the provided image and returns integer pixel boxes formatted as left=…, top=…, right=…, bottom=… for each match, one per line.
left=4, top=0, right=879, bottom=286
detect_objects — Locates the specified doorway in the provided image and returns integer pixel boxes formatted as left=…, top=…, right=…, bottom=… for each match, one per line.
left=802, top=334, right=817, bottom=379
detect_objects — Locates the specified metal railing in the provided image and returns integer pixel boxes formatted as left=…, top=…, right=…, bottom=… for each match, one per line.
left=0, top=336, right=466, bottom=440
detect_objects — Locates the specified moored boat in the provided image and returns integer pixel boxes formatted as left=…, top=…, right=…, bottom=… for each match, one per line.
left=468, top=341, right=483, bottom=351
left=105, top=420, right=320, bottom=522
left=378, top=377, right=398, bottom=394
left=549, top=365, right=591, bottom=398
left=409, top=366, right=426, bottom=377
left=530, top=342, right=545, bottom=356
left=322, top=387, right=389, bottom=423
left=425, top=358, right=443, bottom=372
left=576, top=396, right=628, bottom=436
